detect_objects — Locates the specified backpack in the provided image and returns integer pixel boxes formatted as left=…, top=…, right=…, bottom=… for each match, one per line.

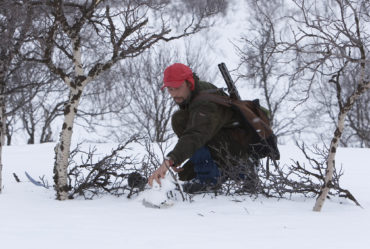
left=196, top=92, right=280, bottom=161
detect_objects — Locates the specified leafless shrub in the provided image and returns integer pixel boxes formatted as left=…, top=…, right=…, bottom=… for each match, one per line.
left=211, top=143, right=360, bottom=206
left=67, top=136, right=146, bottom=199
left=66, top=135, right=360, bottom=206
left=66, top=135, right=189, bottom=201
left=258, top=143, right=360, bottom=206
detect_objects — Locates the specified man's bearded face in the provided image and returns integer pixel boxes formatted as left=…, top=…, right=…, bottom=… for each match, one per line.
left=167, top=81, right=191, bottom=105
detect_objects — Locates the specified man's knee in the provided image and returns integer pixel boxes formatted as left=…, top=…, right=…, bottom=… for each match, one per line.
left=178, top=160, right=196, bottom=181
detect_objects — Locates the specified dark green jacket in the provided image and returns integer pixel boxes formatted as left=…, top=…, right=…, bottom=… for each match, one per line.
left=167, top=76, right=250, bottom=166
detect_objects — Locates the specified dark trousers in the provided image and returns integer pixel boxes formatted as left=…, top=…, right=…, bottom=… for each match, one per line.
left=178, top=146, right=258, bottom=185
left=189, top=146, right=220, bottom=184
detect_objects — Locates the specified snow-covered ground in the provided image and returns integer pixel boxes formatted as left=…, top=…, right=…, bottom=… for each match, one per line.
left=1, top=143, right=369, bottom=249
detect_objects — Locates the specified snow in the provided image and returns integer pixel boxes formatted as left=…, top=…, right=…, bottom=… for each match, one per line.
left=141, top=174, right=176, bottom=208
left=1, top=143, right=369, bottom=249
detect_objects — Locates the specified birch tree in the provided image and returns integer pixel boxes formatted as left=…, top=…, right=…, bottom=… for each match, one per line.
left=340, top=72, right=370, bottom=147
left=279, top=0, right=370, bottom=211
left=24, top=0, right=226, bottom=200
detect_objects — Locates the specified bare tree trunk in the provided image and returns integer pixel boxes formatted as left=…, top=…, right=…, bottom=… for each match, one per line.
left=313, top=115, right=345, bottom=211
left=313, top=79, right=370, bottom=211
left=54, top=34, right=86, bottom=200
left=54, top=86, right=83, bottom=200
left=5, top=120, right=12, bottom=146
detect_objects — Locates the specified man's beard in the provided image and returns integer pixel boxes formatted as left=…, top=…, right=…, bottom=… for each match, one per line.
left=174, top=96, right=190, bottom=109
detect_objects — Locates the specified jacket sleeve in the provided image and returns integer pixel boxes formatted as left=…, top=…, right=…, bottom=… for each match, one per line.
left=167, top=102, right=228, bottom=165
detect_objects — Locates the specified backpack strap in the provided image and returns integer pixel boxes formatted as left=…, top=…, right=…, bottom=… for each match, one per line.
left=194, top=92, right=280, bottom=161
left=195, top=92, right=273, bottom=140
left=194, top=90, right=233, bottom=107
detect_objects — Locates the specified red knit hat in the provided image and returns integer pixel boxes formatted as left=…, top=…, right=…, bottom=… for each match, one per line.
left=161, top=63, right=195, bottom=90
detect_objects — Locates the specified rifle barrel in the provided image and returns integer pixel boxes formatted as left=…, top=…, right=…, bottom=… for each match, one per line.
left=218, top=63, right=241, bottom=100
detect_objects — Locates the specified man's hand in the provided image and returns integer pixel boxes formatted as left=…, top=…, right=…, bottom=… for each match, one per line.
left=148, top=159, right=173, bottom=187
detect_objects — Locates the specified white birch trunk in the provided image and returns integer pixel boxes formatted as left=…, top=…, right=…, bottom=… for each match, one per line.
left=312, top=115, right=345, bottom=212
left=0, top=92, right=5, bottom=193
left=53, top=37, right=88, bottom=200
left=53, top=87, right=83, bottom=200
left=313, top=76, right=370, bottom=211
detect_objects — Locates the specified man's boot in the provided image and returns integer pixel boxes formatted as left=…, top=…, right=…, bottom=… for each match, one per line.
left=182, top=147, right=222, bottom=194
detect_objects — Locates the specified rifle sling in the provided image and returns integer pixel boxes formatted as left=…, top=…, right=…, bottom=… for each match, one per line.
left=194, top=92, right=273, bottom=140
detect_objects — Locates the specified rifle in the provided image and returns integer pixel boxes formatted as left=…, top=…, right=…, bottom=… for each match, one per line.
left=218, top=62, right=241, bottom=100
left=217, top=63, right=280, bottom=175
